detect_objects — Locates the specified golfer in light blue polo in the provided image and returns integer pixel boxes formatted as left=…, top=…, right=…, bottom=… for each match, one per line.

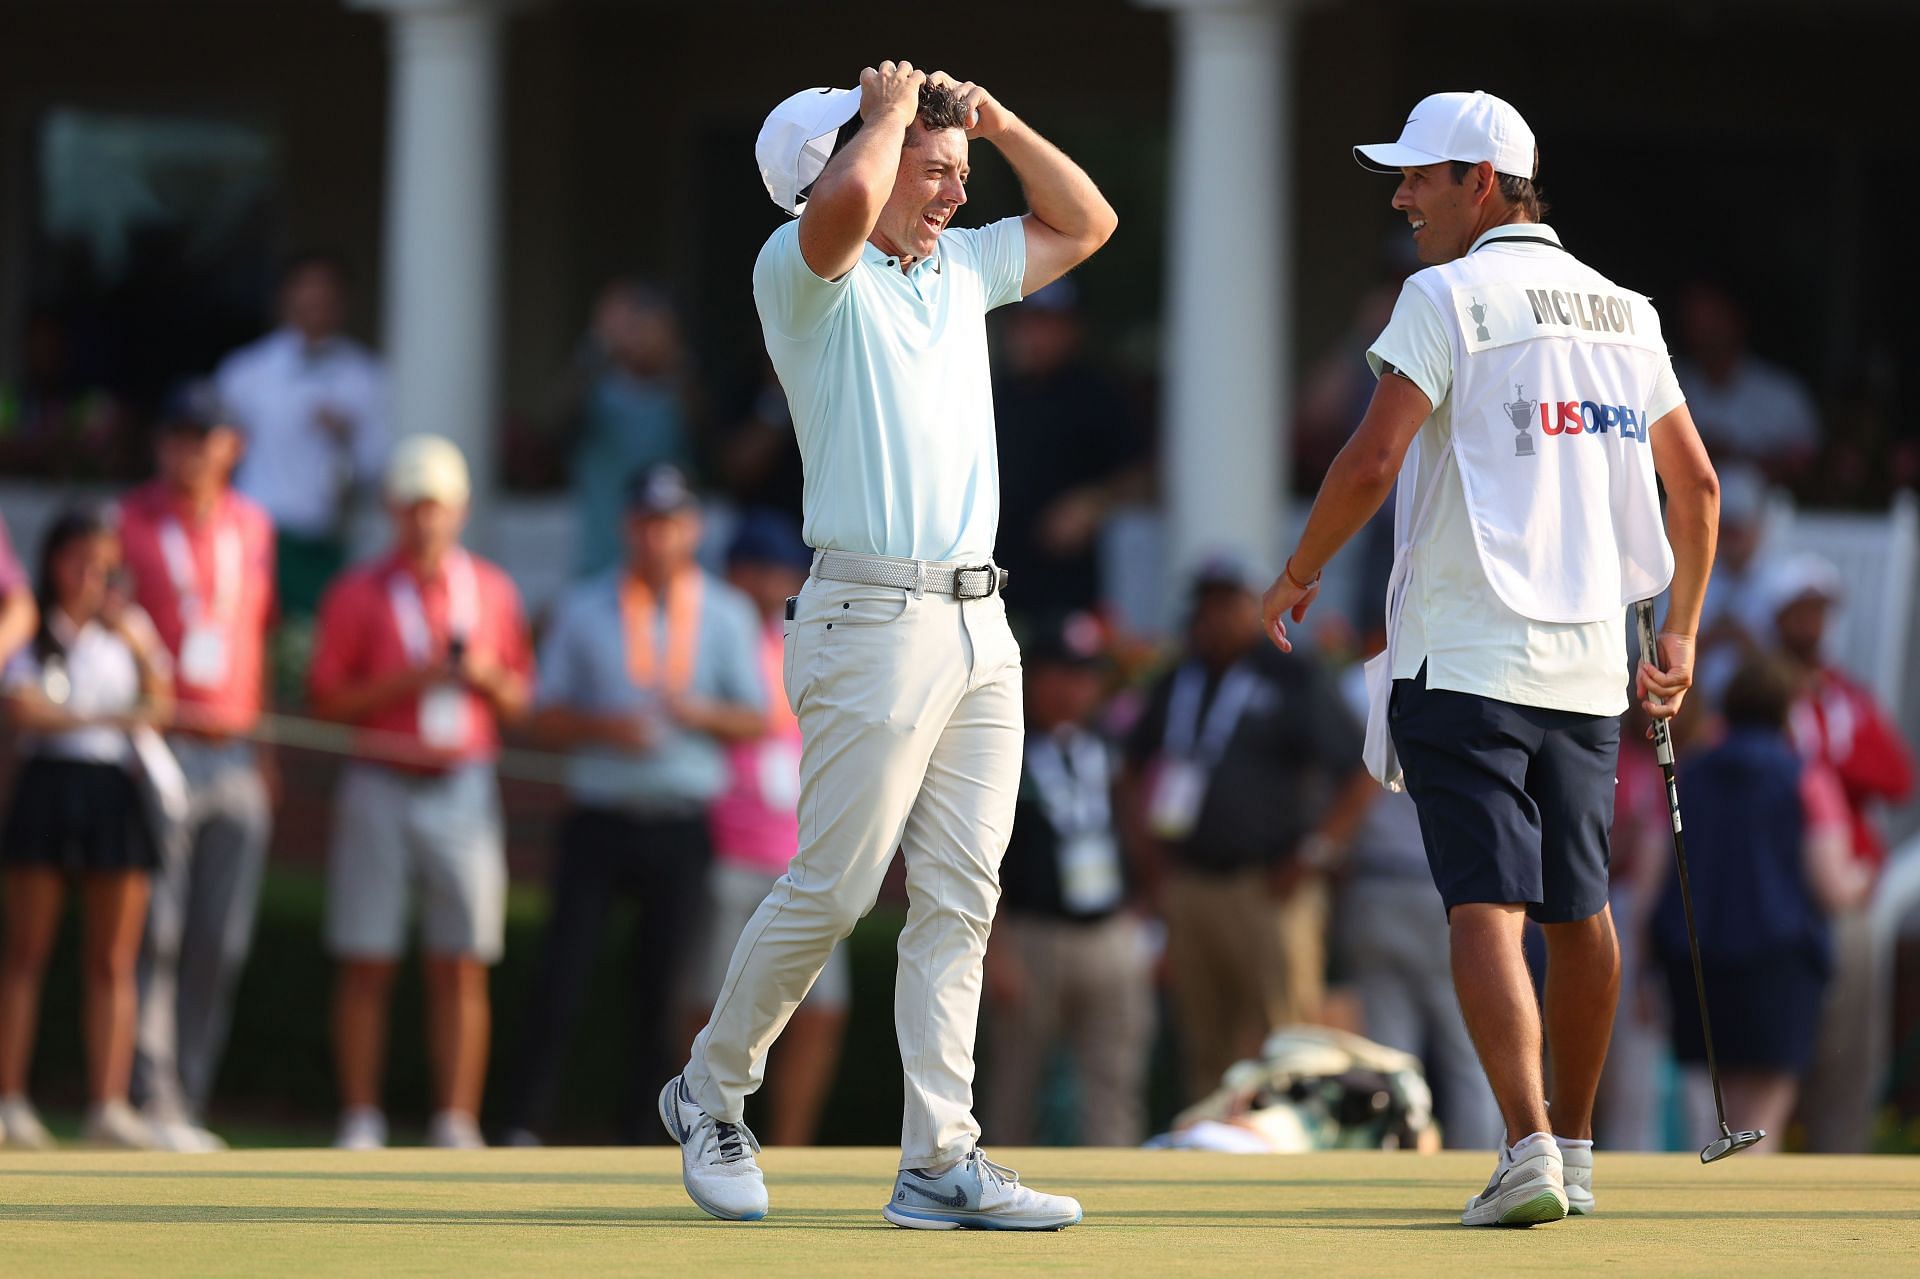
left=660, top=61, right=1116, bottom=1230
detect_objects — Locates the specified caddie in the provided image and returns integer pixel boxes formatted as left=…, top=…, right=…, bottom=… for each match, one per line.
left=1258, top=91, right=1719, bottom=1227
left=659, top=61, right=1116, bottom=1230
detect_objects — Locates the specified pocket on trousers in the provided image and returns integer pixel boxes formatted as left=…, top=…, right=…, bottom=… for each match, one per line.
left=806, top=589, right=910, bottom=628
left=781, top=617, right=799, bottom=716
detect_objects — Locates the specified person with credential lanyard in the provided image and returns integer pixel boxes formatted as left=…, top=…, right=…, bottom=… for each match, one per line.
left=503, top=464, right=765, bottom=1147
left=983, top=611, right=1153, bottom=1148
left=1123, top=555, right=1370, bottom=1104
left=309, top=434, right=533, bottom=1151
left=1258, top=92, right=1719, bottom=1226
left=660, top=63, right=1115, bottom=1230
left=117, top=382, right=277, bottom=1152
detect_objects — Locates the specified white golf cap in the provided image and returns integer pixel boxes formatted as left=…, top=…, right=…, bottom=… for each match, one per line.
left=756, top=86, right=862, bottom=217
left=1354, top=90, right=1536, bottom=180
left=1759, top=551, right=1845, bottom=619
left=386, top=433, right=471, bottom=507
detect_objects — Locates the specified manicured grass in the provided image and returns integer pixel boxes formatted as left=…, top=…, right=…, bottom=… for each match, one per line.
left=0, top=1147, right=1914, bottom=1276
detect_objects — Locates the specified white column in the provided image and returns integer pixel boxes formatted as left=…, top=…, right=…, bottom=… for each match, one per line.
left=352, top=0, right=520, bottom=528
left=1146, top=0, right=1297, bottom=611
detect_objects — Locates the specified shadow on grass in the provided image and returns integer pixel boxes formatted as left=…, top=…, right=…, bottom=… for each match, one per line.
left=0, top=1168, right=682, bottom=1186
left=0, top=1203, right=894, bottom=1229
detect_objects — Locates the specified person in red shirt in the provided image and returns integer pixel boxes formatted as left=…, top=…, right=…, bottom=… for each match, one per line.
left=308, top=434, right=532, bottom=1150
left=117, top=384, right=277, bottom=1152
left=1763, top=552, right=1915, bottom=1153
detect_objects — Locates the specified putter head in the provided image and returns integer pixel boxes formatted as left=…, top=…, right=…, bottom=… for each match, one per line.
left=1701, top=1127, right=1766, bottom=1163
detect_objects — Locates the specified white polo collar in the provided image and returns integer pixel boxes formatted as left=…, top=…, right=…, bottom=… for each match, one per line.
left=1470, top=222, right=1562, bottom=254
left=862, top=238, right=943, bottom=277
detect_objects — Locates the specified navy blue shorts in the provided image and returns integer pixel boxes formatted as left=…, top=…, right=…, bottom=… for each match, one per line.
left=1389, top=666, right=1619, bottom=924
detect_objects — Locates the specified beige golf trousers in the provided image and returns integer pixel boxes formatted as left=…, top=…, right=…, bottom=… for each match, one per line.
left=684, top=570, right=1022, bottom=1168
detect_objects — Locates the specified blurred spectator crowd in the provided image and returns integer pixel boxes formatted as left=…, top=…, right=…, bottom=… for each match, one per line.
left=0, top=253, right=1912, bottom=1156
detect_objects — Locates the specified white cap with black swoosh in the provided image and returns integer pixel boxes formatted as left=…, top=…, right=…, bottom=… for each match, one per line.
left=1355, top=90, right=1536, bottom=180
left=756, top=86, right=862, bottom=216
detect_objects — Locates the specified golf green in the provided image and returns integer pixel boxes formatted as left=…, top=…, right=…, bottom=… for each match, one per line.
left=1, top=1147, right=1913, bottom=1275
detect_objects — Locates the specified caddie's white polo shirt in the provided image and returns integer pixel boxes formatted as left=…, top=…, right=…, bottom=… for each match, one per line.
left=1367, top=223, right=1687, bottom=715
left=752, top=217, right=1027, bottom=563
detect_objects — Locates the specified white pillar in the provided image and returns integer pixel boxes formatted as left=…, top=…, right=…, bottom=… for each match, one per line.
left=1146, top=0, right=1296, bottom=612
left=352, top=0, right=520, bottom=529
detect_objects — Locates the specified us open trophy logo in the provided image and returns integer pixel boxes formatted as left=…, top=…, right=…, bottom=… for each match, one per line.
left=1467, top=297, right=1493, bottom=343
left=1504, top=384, right=1537, bottom=457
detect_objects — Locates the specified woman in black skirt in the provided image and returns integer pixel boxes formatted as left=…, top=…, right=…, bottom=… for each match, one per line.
left=0, top=508, right=174, bottom=1149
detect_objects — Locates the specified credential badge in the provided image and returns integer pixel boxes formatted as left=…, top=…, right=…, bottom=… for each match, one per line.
left=1504, top=383, right=1536, bottom=458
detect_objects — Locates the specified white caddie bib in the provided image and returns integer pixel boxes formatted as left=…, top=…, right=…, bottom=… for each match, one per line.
left=1409, top=239, right=1675, bottom=624
left=1362, top=233, right=1677, bottom=790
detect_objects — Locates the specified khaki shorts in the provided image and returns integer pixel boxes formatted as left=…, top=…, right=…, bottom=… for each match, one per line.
left=325, top=763, right=507, bottom=963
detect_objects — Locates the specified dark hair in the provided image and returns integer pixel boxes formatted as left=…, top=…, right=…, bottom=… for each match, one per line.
left=910, top=81, right=971, bottom=141
left=600, top=276, right=678, bottom=320
left=32, top=506, right=117, bottom=664
left=1721, top=655, right=1800, bottom=732
left=280, top=250, right=351, bottom=291
left=1450, top=150, right=1548, bottom=221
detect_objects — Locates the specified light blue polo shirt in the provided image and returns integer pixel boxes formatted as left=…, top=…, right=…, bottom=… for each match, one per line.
left=753, top=216, right=1028, bottom=562
left=536, top=569, right=764, bottom=815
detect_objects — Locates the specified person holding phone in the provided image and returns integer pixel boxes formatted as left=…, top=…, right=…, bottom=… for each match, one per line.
left=308, top=435, right=532, bottom=1150
left=0, top=507, right=175, bottom=1148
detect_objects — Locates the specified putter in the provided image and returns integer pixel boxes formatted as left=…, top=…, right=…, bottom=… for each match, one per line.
left=1634, top=600, right=1766, bottom=1163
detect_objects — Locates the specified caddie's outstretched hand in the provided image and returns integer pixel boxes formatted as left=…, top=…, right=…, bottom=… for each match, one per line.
left=1260, top=572, right=1319, bottom=654
left=927, top=71, right=1013, bottom=140
left=859, top=60, right=926, bottom=128
left=1637, top=630, right=1695, bottom=722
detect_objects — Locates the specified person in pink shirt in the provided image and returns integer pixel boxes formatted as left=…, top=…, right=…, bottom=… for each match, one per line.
left=308, top=435, right=532, bottom=1151
left=687, top=511, right=847, bottom=1146
left=117, top=384, right=276, bottom=1151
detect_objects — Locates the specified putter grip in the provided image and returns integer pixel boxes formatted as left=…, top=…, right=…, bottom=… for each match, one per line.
left=1633, top=600, right=1676, bottom=768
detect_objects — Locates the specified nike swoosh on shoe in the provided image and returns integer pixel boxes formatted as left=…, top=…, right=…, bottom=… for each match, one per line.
left=900, top=1182, right=970, bottom=1209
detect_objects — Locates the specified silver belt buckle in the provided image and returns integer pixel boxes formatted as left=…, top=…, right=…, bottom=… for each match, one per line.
left=954, top=565, right=996, bottom=599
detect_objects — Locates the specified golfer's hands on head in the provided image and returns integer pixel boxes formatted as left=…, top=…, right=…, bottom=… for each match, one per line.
left=859, top=60, right=926, bottom=128
left=1259, top=572, right=1320, bottom=654
left=926, top=71, right=1014, bottom=140
left=1637, top=630, right=1695, bottom=723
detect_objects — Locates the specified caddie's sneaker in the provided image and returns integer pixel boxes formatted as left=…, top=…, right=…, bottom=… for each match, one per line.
left=658, top=1075, right=767, bottom=1221
left=82, top=1099, right=161, bottom=1150
left=1461, top=1132, right=1568, bottom=1227
left=883, top=1148, right=1083, bottom=1231
left=1559, top=1138, right=1594, bottom=1214
left=333, top=1106, right=388, bottom=1151
left=0, top=1095, right=56, bottom=1149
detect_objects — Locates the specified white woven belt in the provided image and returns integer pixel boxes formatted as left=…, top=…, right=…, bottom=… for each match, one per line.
left=811, top=550, right=1008, bottom=599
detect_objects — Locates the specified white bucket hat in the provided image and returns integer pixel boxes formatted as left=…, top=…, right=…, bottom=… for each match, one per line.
left=756, top=86, right=862, bottom=216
